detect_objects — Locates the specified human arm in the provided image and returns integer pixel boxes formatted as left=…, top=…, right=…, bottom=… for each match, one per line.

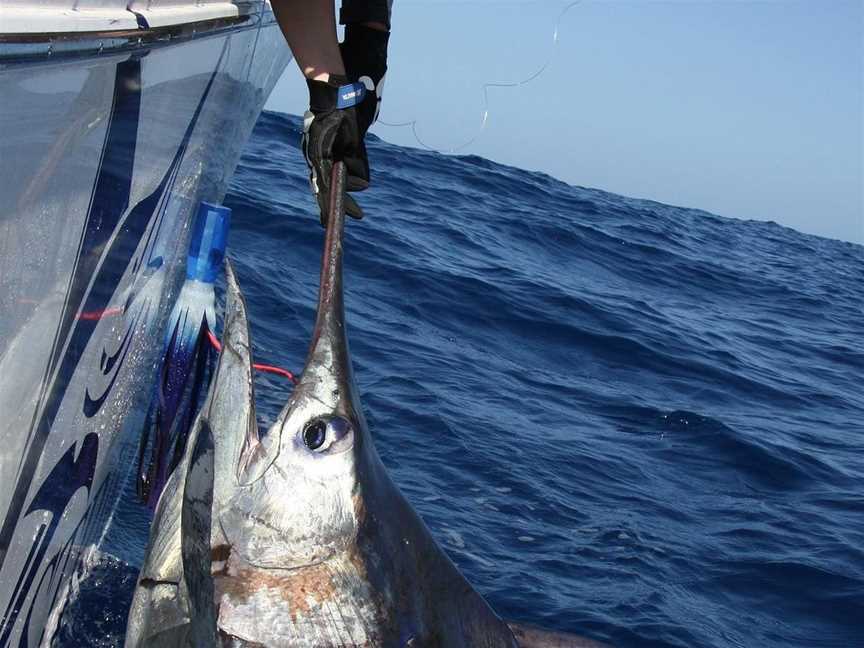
left=271, top=0, right=393, bottom=223
left=270, top=0, right=345, bottom=81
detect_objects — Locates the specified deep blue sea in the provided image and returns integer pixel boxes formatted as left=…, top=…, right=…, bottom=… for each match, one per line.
left=58, top=111, right=864, bottom=647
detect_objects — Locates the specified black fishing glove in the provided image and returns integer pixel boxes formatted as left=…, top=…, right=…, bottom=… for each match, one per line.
left=302, top=75, right=368, bottom=225
left=340, top=24, right=390, bottom=139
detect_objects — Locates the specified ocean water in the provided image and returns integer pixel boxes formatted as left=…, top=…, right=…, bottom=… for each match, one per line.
left=57, top=111, right=864, bottom=647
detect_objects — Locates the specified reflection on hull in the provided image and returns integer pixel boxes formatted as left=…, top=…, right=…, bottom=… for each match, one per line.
left=0, top=13, right=290, bottom=646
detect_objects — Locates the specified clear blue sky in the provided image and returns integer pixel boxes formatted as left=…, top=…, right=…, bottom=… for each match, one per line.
left=265, top=0, right=864, bottom=244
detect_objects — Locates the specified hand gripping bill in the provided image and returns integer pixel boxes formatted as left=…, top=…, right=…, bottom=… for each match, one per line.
left=301, top=75, right=367, bottom=225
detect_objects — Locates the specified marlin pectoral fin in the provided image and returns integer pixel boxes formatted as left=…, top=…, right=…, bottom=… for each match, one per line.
left=508, top=622, right=614, bottom=648
left=182, top=420, right=218, bottom=645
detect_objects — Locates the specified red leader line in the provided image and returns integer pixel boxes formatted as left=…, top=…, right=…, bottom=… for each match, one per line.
left=78, top=307, right=124, bottom=320
left=17, top=300, right=124, bottom=321
left=206, top=329, right=297, bottom=384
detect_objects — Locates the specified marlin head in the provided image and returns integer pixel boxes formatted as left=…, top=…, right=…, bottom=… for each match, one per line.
left=217, top=179, right=375, bottom=574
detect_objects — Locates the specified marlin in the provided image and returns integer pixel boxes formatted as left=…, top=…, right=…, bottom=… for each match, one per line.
left=126, top=164, right=610, bottom=648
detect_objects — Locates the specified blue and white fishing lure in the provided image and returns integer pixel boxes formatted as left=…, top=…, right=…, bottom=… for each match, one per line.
left=136, top=202, right=230, bottom=508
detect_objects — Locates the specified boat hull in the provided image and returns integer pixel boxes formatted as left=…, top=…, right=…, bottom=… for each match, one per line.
left=0, top=10, right=290, bottom=646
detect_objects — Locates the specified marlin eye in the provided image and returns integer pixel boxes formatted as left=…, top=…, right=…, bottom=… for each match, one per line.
left=303, top=420, right=327, bottom=450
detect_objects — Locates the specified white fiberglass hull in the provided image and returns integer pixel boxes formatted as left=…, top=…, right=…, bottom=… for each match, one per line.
left=0, top=6, right=291, bottom=645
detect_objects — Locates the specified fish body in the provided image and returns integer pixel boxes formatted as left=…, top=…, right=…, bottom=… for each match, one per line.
left=126, top=166, right=609, bottom=648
